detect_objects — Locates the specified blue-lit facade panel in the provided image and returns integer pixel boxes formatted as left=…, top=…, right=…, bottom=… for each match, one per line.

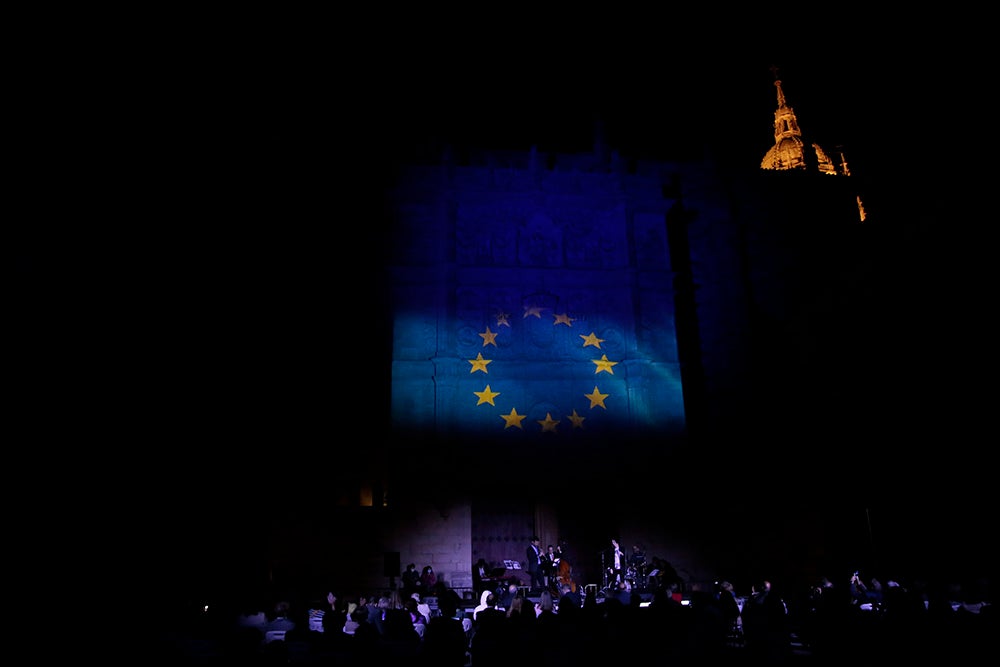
left=389, top=155, right=685, bottom=444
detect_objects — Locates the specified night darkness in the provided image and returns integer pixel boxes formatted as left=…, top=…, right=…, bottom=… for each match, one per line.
left=14, top=19, right=994, bottom=615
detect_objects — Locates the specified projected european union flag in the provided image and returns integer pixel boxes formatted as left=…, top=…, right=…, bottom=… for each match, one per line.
left=462, top=300, right=624, bottom=435
left=388, top=157, right=686, bottom=445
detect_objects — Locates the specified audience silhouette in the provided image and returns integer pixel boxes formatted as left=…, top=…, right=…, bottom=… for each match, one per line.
left=158, top=563, right=992, bottom=665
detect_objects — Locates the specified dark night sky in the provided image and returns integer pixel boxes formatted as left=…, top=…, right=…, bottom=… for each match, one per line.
left=213, top=27, right=989, bottom=450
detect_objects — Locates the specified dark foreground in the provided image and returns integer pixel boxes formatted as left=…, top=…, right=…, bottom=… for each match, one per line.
left=154, top=597, right=994, bottom=666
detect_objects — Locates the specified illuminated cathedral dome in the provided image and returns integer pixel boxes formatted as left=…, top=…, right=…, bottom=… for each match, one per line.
left=760, top=71, right=839, bottom=175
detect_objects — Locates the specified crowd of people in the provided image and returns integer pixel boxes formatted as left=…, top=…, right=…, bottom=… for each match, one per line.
left=157, top=564, right=993, bottom=665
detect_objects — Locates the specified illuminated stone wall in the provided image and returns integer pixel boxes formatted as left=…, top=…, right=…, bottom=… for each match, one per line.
left=388, top=152, right=687, bottom=448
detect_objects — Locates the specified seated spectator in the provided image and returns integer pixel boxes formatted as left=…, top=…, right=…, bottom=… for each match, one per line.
left=235, top=598, right=267, bottom=633
left=473, top=590, right=493, bottom=621
left=305, top=598, right=326, bottom=633
left=411, top=592, right=432, bottom=622
left=343, top=605, right=367, bottom=635
left=421, top=590, right=469, bottom=667
left=263, top=600, right=296, bottom=643
left=498, top=581, right=519, bottom=610
left=404, top=596, right=429, bottom=637
left=321, top=592, right=347, bottom=635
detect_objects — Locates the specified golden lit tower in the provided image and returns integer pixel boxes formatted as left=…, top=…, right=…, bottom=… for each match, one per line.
left=760, top=66, right=838, bottom=174
left=760, top=66, right=865, bottom=221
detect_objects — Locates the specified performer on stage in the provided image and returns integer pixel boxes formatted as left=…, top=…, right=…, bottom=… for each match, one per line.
left=609, top=539, right=625, bottom=588
left=540, top=544, right=558, bottom=587
left=627, top=544, right=646, bottom=589
left=526, top=536, right=545, bottom=589
left=555, top=540, right=576, bottom=593
left=473, top=557, right=492, bottom=595
left=628, top=544, right=646, bottom=569
left=555, top=540, right=570, bottom=564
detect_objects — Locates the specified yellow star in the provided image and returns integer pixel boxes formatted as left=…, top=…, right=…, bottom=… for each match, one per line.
left=585, top=386, right=609, bottom=409
left=468, top=352, right=492, bottom=374
left=500, top=408, right=527, bottom=429
left=580, top=332, right=604, bottom=349
left=523, top=305, right=545, bottom=318
left=537, top=412, right=560, bottom=432
left=495, top=312, right=511, bottom=327
left=592, top=354, right=618, bottom=374
left=566, top=409, right=586, bottom=429
left=474, top=385, right=500, bottom=406
left=479, top=326, right=498, bottom=347
left=553, top=312, right=575, bottom=326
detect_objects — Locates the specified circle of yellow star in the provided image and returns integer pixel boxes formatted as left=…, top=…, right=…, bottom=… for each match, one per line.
left=580, top=332, right=604, bottom=348
left=474, top=385, right=500, bottom=406
left=523, top=305, right=545, bottom=318
left=592, top=354, right=618, bottom=374
left=479, top=326, right=498, bottom=347
left=537, top=412, right=560, bottom=432
left=566, top=409, right=586, bottom=428
left=500, top=408, right=527, bottom=429
left=584, top=386, right=609, bottom=409
left=468, top=352, right=492, bottom=374
left=553, top=312, right=575, bottom=326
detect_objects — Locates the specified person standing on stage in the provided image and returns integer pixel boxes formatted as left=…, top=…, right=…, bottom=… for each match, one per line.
left=401, top=563, right=420, bottom=596
left=629, top=544, right=646, bottom=569
left=555, top=540, right=575, bottom=587
left=526, top=535, right=544, bottom=589
left=555, top=540, right=571, bottom=566
left=541, top=544, right=558, bottom=588
left=610, top=539, right=625, bottom=587
left=420, top=565, right=438, bottom=596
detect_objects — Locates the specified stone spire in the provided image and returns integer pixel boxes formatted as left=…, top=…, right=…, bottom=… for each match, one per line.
left=760, top=66, right=837, bottom=175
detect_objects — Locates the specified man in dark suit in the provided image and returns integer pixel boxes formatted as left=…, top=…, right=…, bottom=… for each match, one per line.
left=526, top=535, right=544, bottom=590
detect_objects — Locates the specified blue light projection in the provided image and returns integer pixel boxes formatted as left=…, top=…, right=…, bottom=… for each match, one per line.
left=388, top=158, right=687, bottom=446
